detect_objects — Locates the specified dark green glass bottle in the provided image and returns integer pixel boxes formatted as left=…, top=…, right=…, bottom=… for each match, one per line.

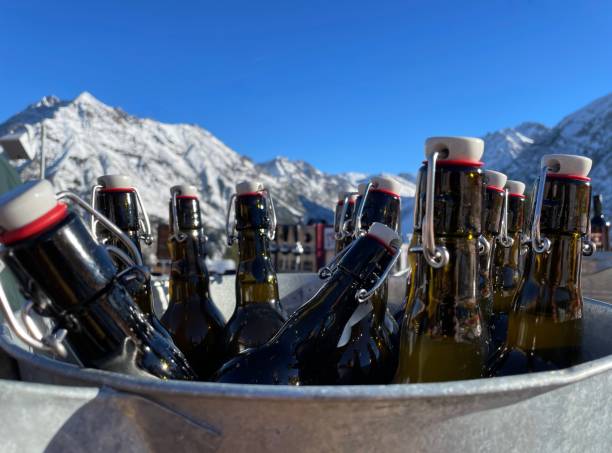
left=490, top=180, right=526, bottom=351
left=333, top=176, right=401, bottom=383
left=478, top=170, right=507, bottom=326
left=215, top=222, right=401, bottom=385
left=224, top=181, right=286, bottom=358
left=488, top=154, right=593, bottom=375
left=395, top=136, right=488, bottom=383
left=161, top=185, right=225, bottom=379
left=591, top=194, right=610, bottom=251
left=334, top=191, right=356, bottom=253
left=0, top=180, right=196, bottom=380
left=93, top=175, right=154, bottom=315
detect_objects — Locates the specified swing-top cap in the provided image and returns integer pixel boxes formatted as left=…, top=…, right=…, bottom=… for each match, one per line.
left=337, top=190, right=357, bottom=202
left=367, top=222, right=401, bottom=250
left=97, top=174, right=134, bottom=190
left=236, top=181, right=265, bottom=195
left=425, top=137, right=484, bottom=163
left=171, top=184, right=199, bottom=197
left=542, top=154, right=592, bottom=179
left=505, top=180, right=526, bottom=196
left=370, top=176, right=402, bottom=197
left=485, top=170, right=507, bottom=190
left=0, top=180, right=65, bottom=240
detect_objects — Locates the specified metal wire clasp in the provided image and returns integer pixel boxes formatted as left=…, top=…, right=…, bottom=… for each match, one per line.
left=531, top=165, right=552, bottom=254
left=335, top=192, right=357, bottom=240
left=91, top=185, right=153, bottom=246
left=355, top=245, right=402, bottom=303
left=582, top=218, right=597, bottom=256
left=225, top=189, right=277, bottom=246
left=352, top=182, right=372, bottom=238
left=318, top=240, right=357, bottom=279
left=497, top=188, right=514, bottom=248
left=421, top=151, right=449, bottom=268
left=263, top=188, right=277, bottom=241
left=170, top=190, right=188, bottom=243
left=0, top=246, right=68, bottom=357
left=57, top=191, right=143, bottom=266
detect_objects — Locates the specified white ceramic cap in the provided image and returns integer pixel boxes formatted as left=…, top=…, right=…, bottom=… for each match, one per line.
left=236, top=181, right=265, bottom=195
left=542, top=154, right=592, bottom=177
left=367, top=222, right=401, bottom=249
left=337, top=190, right=357, bottom=202
left=505, top=180, right=526, bottom=195
left=485, top=170, right=507, bottom=190
left=97, top=174, right=133, bottom=189
left=357, top=183, right=367, bottom=195
left=171, top=184, right=199, bottom=197
left=0, top=180, right=58, bottom=231
left=425, top=137, right=484, bottom=162
left=371, top=176, right=402, bottom=196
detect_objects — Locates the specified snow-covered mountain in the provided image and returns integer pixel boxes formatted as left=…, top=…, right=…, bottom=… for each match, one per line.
left=482, top=93, right=612, bottom=213
left=0, top=92, right=416, bottom=256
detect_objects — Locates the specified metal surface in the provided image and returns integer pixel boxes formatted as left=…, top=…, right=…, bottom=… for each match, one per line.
left=0, top=273, right=612, bottom=452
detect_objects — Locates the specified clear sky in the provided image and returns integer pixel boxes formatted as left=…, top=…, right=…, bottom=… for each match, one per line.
left=1, top=1, right=611, bottom=174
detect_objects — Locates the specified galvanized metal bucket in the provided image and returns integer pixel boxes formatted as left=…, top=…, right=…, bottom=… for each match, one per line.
left=1, top=273, right=612, bottom=452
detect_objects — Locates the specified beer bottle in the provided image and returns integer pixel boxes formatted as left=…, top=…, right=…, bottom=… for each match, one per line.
left=161, top=185, right=225, bottom=379
left=490, top=180, right=526, bottom=351
left=395, top=136, right=488, bottom=383
left=214, top=222, right=401, bottom=385
left=334, top=191, right=356, bottom=253
left=0, top=180, right=196, bottom=380
left=479, top=170, right=507, bottom=325
left=591, top=194, right=610, bottom=251
left=332, top=176, right=401, bottom=383
left=488, top=154, right=593, bottom=375
left=224, top=181, right=286, bottom=357
left=92, top=175, right=154, bottom=315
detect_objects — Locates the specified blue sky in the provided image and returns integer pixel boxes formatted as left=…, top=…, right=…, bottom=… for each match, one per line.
left=1, top=1, right=611, bottom=174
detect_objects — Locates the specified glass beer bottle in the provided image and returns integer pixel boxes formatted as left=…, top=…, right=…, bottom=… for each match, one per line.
left=215, top=222, right=401, bottom=385
left=0, top=180, right=196, bottom=380
left=161, top=185, right=225, bottom=379
left=334, top=191, right=356, bottom=253
left=224, top=181, right=286, bottom=357
left=93, top=175, right=154, bottom=315
left=478, top=170, right=507, bottom=325
left=490, top=180, right=526, bottom=351
left=489, top=154, right=593, bottom=375
left=591, top=194, right=610, bottom=251
left=395, top=136, right=488, bottom=383
left=332, top=176, right=401, bottom=383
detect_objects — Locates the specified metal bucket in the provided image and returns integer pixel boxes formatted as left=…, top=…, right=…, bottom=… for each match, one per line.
left=1, top=273, right=612, bottom=452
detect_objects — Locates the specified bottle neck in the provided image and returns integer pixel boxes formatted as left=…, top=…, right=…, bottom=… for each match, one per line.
left=507, top=196, right=526, bottom=233
left=238, top=228, right=272, bottom=261
left=359, top=190, right=401, bottom=233
left=170, top=197, right=203, bottom=233
left=8, top=212, right=117, bottom=310
left=593, top=196, right=604, bottom=218
left=96, top=190, right=142, bottom=255
left=168, top=231, right=211, bottom=303
left=483, top=188, right=503, bottom=235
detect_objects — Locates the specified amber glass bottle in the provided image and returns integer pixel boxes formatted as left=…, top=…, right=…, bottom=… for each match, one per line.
left=161, top=185, right=225, bottom=379
left=224, top=181, right=286, bottom=358
left=93, top=175, right=154, bottom=315
left=215, top=222, right=401, bottom=385
left=0, top=180, right=196, bottom=380
left=478, top=170, right=507, bottom=325
left=334, top=191, right=356, bottom=253
left=591, top=194, right=610, bottom=251
left=334, top=176, right=401, bottom=383
left=490, top=180, right=526, bottom=351
left=488, top=154, right=592, bottom=375
left=395, top=136, right=488, bottom=383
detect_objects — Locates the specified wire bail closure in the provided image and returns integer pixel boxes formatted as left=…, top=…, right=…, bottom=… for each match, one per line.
left=0, top=245, right=68, bottom=358
left=421, top=151, right=449, bottom=268
left=497, top=188, right=514, bottom=248
left=335, top=192, right=357, bottom=240
left=91, top=185, right=153, bottom=246
left=318, top=239, right=357, bottom=279
left=352, top=182, right=372, bottom=238
left=170, top=190, right=188, bottom=243
left=582, top=219, right=597, bottom=256
left=57, top=191, right=143, bottom=267
left=355, top=245, right=402, bottom=303
left=225, top=188, right=277, bottom=246
left=531, top=165, right=552, bottom=254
